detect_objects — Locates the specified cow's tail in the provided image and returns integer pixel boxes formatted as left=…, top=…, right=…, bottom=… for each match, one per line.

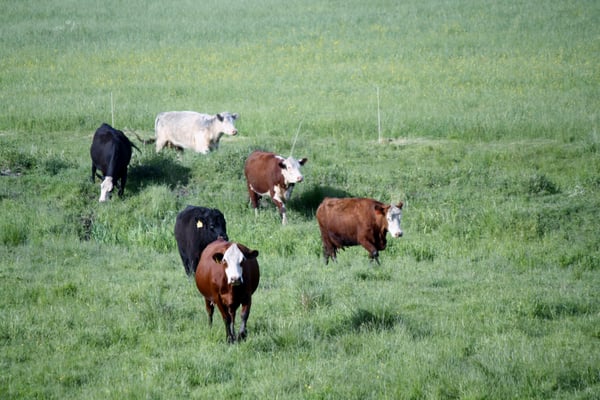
left=130, top=130, right=156, bottom=146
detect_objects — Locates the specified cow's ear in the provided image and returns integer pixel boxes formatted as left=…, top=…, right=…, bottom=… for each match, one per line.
left=244, top=249, right=259, bottom=260
left=232, top=113, right=239, bottom=120
left=216, top=113, right=224, bottom=122
left=213, top=253, right=225, bottom=264
left=374, top=204, right=387, bottom=215
left=298, top=157, right=307, bottom=165
left=278, top=161, right=287, bottom=169
left=196, top=218, right=204, bottom=229
left=396, top=201, right=404, bottom=209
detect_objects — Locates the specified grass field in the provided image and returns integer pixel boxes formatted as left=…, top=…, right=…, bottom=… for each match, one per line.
left=1, top=0, right=599, bottom=399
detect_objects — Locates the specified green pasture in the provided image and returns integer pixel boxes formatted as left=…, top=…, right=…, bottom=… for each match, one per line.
left=1, top=0, right=599, bottom=399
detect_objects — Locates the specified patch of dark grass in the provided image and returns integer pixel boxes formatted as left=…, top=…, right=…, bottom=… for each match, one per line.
left=354, top=269, right=392, bottom=281
left=320, top=306, right=430, bottom=340
left=299, top=288, right=332, bottom=311
left=525, top=298, right=595, bottom=320
left=527, top=173, right=560, bottom=195
left=0, top=221, right=28, bottom=246
left=349, top=308, right=398, bottom=332
left=127, top=155, right=191, bottom=193
left=406, top=241, right=436, bottom=262
left=0, top=147, right=36, bottom=174
left=559, top=251, right=599, bottom=272
left=290, top=184, right=351, bottom=218
left=39, top=156, right=74, bottom=175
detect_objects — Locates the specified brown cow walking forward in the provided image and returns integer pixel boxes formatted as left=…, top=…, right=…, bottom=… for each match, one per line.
left=244, top=150, right=307, bottom=225
left=195, top=239, right=260, bottom=343
left=316, top=197, right=404, bottom=264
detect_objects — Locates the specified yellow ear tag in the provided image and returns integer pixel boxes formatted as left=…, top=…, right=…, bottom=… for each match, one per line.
left=196, top=221, right=203, bottom=228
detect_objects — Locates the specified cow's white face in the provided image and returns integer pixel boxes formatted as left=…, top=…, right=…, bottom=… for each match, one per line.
left=279, top=156, right=307, bottom=185
left=216, top=112, right=239, bottom=136
left=99, top=176, right=114, bottom=202
left=221, top=243, right=245, bottom=286
left=386, top=203, right=403, bottom=238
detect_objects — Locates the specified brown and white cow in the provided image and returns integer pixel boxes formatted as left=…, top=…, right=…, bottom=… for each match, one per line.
left=154, top=111, right=239, bottom=154
left=195, top=239, right=260, bottom=343
left=244, top=150, right=307, bottom=225
left=316, top=197, right=404, bottom=264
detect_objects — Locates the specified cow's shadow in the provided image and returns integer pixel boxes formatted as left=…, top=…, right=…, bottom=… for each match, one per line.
left=290, top=185, right=351, bottom=218
left=127, top=155, right=191, bottom=193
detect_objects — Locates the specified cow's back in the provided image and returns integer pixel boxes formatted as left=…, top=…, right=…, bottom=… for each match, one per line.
left=157, top=111, right=209, bottom=131
left=318, top=196, right=363, bottom=226
left=91, top=124, right=132, bottom=176
left=91, top=124, right=114, bottom=166
left=318, top=197, right=383, bottom=239
left=244, top=151, right=279, bottom=190
left=156, top=111, right=199, bottom=140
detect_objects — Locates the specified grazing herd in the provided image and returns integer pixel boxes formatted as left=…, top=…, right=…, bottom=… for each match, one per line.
left=89, top=110, right=404, bottom=343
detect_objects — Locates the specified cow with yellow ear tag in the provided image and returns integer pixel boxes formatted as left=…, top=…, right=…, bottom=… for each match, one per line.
left=174, top=205, right=228, bottom=276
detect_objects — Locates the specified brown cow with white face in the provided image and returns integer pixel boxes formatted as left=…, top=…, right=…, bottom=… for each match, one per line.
left=195, top=239, right=260, bottom=343
left=244, top=150, right=307, bottom=225
left=316, top=197, right=404, bottom=265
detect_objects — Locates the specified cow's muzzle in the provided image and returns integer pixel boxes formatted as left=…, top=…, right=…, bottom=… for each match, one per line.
left=229, top=277, right=243, bottom=286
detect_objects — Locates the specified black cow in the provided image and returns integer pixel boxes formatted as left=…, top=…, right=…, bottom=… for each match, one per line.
left=174, top=205, right=228, bottom=276
left=90, top=123, right=139, bottom=202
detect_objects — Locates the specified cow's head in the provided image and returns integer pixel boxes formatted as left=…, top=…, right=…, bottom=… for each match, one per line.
left=196, top=211, right=228, bottom=241
left=99, top=176, right=114, bottom=202
left=279, top=156, right=307, bottom=185
left=213, top=243, right=259, bottom=286
left=385, top=202, right=404, bottom=238
left=216, top=112, right=239, bottom=136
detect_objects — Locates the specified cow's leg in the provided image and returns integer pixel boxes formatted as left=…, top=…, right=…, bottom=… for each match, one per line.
left=177, top=246, right=191, bottom=276
left=247, top=187, right=260, bottom=212
left=185, top=259, right=194, bottom=276
left=321, top=232, right=338, bottom=264
left=225, top=307, right=237, bottom=344
left=323, top=246, right=337, bottom=264
left=361, top=241, right=381, bottom=265
left=204, top=299, right=215, bottom=326
left=215, top=302, right=235, bottom=343
left=238, top=302, right=251, bottom=341
left=117, top=174, right=127, bottom=197
left=272, top=197, right=287, bottom=225
left=155, top=138, right=167, bottom=153
left=321, top=240, right=335, bottom=264
left=91, top=164, right=97, bottom=182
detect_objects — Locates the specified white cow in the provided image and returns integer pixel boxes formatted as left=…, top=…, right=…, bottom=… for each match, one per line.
left=154, top=111, right=239, bottom=154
